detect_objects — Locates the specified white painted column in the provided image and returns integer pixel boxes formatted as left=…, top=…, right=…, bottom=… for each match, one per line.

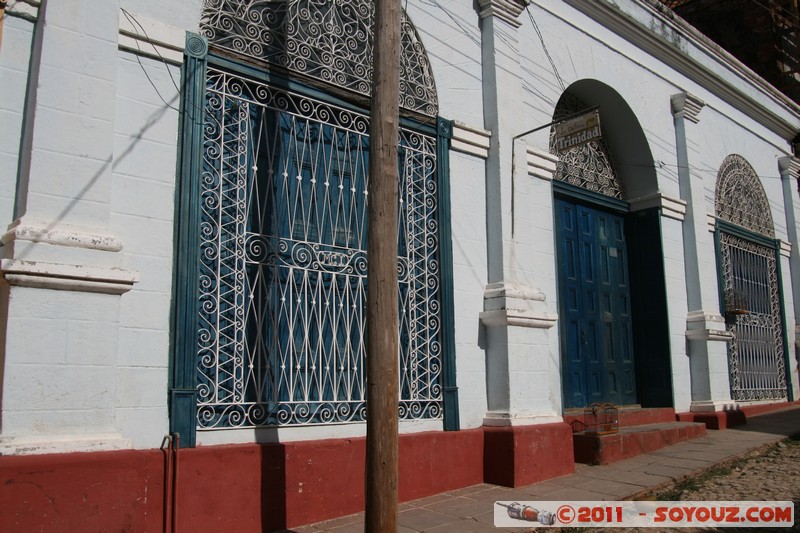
left=778, top=156, right=800, bottom=399
left=477, top=0, right=562, bottom=426
left=671, top=92, right=733, bottom=413
left=0, top=0, right=137, bottom=454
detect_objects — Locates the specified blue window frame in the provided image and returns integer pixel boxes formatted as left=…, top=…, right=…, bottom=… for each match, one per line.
left=170, top=30, right=459, bottom=444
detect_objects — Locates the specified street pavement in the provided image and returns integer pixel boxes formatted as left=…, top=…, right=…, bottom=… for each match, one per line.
left=290, top=406, right=800, bottom=532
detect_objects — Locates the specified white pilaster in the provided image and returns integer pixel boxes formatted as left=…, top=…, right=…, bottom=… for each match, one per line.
left=672, top=92, right=733, bottom=412
left=478, top=1, right=563, bottom=424
left=778, top=156, right=800, bottom=399
left=0, top=0, right=135, bottom=451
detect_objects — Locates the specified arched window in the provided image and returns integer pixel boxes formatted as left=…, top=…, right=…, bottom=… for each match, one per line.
left=715, top=154, right=786, bottom=401
left=174, top=0, right=452, bottom=431
left=715, top=154, right=775, bottom=238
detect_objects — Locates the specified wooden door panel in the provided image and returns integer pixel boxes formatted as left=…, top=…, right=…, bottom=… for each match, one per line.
left=557, top=198, right=637, bottom=408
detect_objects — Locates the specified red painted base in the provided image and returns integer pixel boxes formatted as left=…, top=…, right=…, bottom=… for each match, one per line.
left=483, top=422, right=575, bottom=487
left=573, top=422, right=706, bottom=465
left=677, top=400, right=800, bottom=430
left=0, top=429, right=485, bottom=533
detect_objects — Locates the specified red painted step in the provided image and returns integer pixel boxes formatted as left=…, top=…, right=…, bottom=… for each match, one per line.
left=573, top=421, right=707, bottom=465
left=677, top=400, right=800, bottom=430
left=564, top=407, right=676, bottom=432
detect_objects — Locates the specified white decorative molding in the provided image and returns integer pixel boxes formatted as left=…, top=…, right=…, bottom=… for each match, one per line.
left=629, top=192, right=687, bottom=221
left=707, top=213, right=717, bottom=232
left=481, top=281, right=558, bottom=329
left=1, top=259, right=139, bottom=295
left=0, top=433, right=132, bottom=456
left=3, top=222, right=124, bottom=252
left=483, top=411, right=563, bottom=427
left=686, top=310, right=732, bottom=341
left=451, top=121, right=491, bottom=159
left=686, top=328, right=732, bottom=341
left=526, top=146, right=558, bottom=181
left=483, top=281, right=546, bottom=303
left=563, top=0, right=800, bottom=140
left=5, top=0, right=40, bottom=21
left=671, top=92, right=705, bottom=124
left=118, top=9, right=185, bottom=65
left=477, top=0, right=530, bottom=28
left=778, top=156, right=800, bottom=180
left=781, top=240, right=792, bottom=258
left=479, top=309, right=558, bottom=328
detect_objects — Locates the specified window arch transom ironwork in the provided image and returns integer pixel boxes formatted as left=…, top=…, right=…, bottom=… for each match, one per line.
left=200, top=0, right=439, bottom=118
left=715, top=154, right=775, bottom=238
left=549, top=92, right=623, bottom=199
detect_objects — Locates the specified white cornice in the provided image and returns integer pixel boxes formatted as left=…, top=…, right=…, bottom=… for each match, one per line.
left=562, top=0, right=800, bottom=141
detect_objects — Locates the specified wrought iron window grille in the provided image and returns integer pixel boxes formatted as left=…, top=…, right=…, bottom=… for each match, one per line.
left=195, top=67, right=444, bottom=428
left=715, top=156, right=785, bottom=402
left=179, top=1, right=452, bottom=432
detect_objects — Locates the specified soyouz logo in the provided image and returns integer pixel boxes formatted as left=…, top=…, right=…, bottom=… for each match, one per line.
left=494, top=501, right=794, bottom=528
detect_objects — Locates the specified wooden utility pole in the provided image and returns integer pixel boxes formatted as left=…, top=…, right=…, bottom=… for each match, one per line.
left=365, top=0, right=401, bottom=531
left=0, top=1, right=6, bottom=52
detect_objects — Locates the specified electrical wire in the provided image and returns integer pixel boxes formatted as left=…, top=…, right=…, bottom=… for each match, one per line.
left=527, top=6, right=566, bottom=92
left=120, top=8, right=179, bottom=112
left=121, top=8, right=181, bottom=94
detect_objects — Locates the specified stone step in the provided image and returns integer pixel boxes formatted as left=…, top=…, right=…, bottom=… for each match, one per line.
left=573, top=421, right=707, bottom=465
left=564, top=407, right=676, bottom=431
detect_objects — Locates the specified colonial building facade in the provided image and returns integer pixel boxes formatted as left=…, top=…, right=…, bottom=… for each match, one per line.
left=1, top=0, right=799, bottom=530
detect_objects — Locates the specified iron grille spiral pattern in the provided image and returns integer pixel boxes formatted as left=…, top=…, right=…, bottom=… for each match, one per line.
left=197, top=67, right=442, bottom=428
left=200, top=0, right=438, bottom=118
left=715, top=154, right=775, bottom=238
left=549, top=92, right=623, bottom=199
left=720, top=232, right=786, bottom=401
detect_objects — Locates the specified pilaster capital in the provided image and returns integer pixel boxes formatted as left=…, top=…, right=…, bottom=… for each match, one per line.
left=477, top=0, right=530, bottom=28
left=778, top=156, right=800, bottom=179
left=671, top=92, right=705, bottom=124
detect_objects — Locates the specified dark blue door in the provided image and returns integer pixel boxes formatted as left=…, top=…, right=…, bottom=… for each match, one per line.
left=556, top=198, right=636, bottom=408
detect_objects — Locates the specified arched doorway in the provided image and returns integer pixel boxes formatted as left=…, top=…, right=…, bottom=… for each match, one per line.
left=715, top=155, right=789, bottom=401
left=551, top=82, right=672, bottom=410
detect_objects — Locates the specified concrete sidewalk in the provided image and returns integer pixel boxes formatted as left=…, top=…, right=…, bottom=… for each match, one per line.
left=292, top=406, right=800, bottom=532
